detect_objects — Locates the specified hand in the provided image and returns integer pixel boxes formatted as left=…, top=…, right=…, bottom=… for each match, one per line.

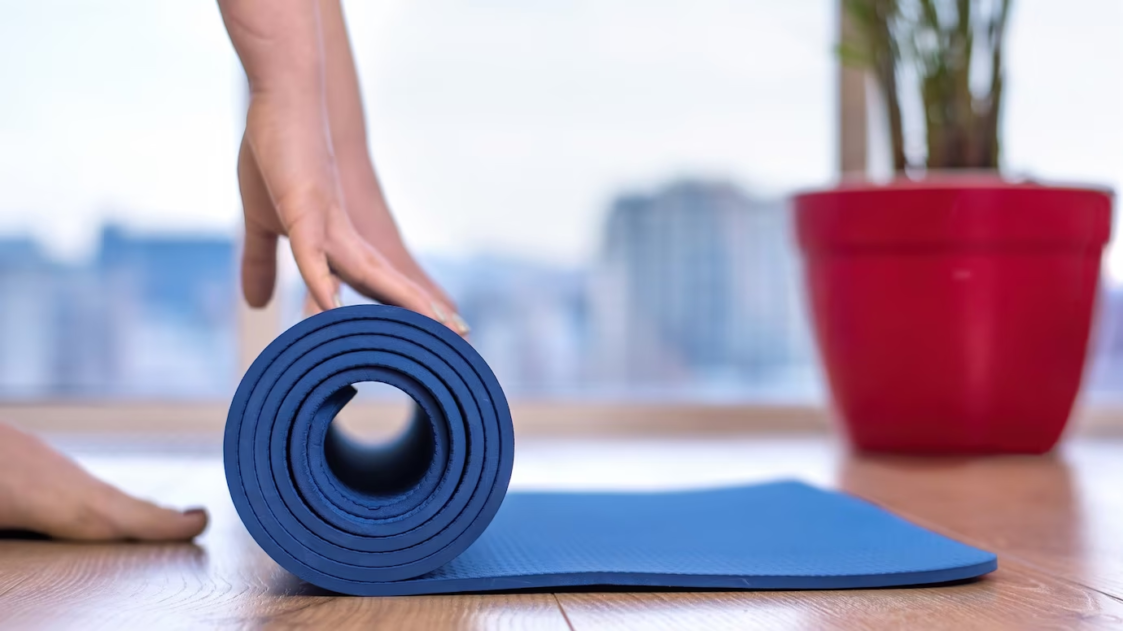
left=237, top=98, right=462, bottom=332
left=0, top=423, right=207, bottom=541
left=220, top=0, right=465, bottom=334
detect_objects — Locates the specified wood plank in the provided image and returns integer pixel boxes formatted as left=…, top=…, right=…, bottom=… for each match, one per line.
left=0, top=543, right=569, bottom=631
left=838, top=441, right=1123, bottom=600
left=0, top=539, right=569, bottom=631
left=555, top=564, right=1123, bottom=631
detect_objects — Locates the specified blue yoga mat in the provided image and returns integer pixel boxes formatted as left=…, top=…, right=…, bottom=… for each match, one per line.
left=224, top=305, right=997, bottom=596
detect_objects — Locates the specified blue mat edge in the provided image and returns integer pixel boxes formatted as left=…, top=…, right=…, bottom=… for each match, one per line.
left=307, top=559, right=999, bottom=596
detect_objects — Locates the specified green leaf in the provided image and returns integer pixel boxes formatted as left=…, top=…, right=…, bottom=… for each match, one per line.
left=836, top=42, right=874, bottom=67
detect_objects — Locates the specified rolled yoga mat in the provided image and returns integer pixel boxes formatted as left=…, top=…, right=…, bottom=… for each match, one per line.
left=225, top=304, right=997, bottom=596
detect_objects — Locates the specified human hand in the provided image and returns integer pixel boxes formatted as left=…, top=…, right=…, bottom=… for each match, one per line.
left=220, top=0, right=465, bottom=334
left=236, top=100, right=462, bottom=332
left=0, top=423, right=207, bottom=541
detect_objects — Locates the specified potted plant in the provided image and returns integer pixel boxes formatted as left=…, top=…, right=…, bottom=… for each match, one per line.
left=794, top=0, right=1113, bottom=453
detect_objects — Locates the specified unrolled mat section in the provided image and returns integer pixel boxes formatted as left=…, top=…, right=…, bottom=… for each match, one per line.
left=224, top=305, right=997, bottom=596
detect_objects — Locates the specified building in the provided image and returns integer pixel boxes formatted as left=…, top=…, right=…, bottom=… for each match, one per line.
left=0, top=227, right=237, bottom=398
left=436, top=256, right=587, bottom=396
left=1088, top=285, right=1123, bottom=400
left=96, top=226, right=237, bottom=396
left=588, top=180, right=813, bottom=395
left=0, top=238, right=57, bottom=395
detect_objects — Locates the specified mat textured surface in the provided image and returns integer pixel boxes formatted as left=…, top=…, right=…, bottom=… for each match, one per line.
left=225, top=305, right=997, bottom=596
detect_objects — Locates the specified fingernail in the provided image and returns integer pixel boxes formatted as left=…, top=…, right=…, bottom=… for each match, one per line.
left=451, top=313, right=471, bottom=336
left=183, top=507, right=206, bottom=516
left=431, top=301, right=448, bottom=324
left=332, top=292, right=343, bottom=309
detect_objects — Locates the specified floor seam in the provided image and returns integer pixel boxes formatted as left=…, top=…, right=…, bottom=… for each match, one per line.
left=553, top=593, right=577, bottom=631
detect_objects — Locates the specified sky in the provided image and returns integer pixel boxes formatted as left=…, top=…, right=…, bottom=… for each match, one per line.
left=0, top=0, right=1120, bottom=277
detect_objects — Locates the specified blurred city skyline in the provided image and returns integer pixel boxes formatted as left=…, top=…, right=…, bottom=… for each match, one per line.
left=2, top=177, right=1122, bottom=402
left=0, top=226, right=236, bottom=397
left=0, top=179, right=819, bottom=399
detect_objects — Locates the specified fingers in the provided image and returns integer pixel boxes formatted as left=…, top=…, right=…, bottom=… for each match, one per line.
left=324, top=229, right=470, bottom=336
left=244, top=143, right=465, bottom=333
left=303, top=275, right=341, bottom=317
left=289, top=217, right=340, bottom=314
left=297, top=260, right=471, bottom=337
left=242, top=224, right=279, bottom=309
left=328, top=231, right=436, bottom=315
left=101, top=491, right=209, bottom=542
left=58, top=476, right=209, bottom=542
left=237, top=138, right=280, bottom=308
left=59, top=477, right=209, bottom=542
left=237, top=94, right=463, bottom=330
left=25, top=494, right=206, bottom=542
left=259, top=201, right=469, bottom=334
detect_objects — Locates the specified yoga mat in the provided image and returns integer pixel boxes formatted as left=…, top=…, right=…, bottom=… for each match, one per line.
left=224, top=305, right=997, bottom=596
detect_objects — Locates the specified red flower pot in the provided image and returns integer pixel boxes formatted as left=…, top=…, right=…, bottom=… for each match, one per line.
left=794, top=178, right=1113, bottom=454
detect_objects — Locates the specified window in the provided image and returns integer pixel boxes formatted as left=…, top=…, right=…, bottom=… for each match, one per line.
left=2, top=0, right=1119, bottom=405
left=999, top=0, right=1123, bottom=401
left=0, top=2, right=242, bottom=398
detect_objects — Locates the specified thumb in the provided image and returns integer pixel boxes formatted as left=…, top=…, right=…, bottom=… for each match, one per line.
left=237, top=137, right=279, bottom=308
left=241, top=221, right=278, bottom=309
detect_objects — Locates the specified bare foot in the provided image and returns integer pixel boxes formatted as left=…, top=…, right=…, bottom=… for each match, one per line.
left=0, top=424, right=208, bottom=541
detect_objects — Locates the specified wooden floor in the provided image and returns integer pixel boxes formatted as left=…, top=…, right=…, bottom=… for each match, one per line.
left=3, top=435, right=1123, bottom=630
